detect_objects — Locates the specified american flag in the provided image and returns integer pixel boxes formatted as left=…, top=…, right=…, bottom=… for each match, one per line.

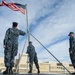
left=0, top=0, right=26, bottom=14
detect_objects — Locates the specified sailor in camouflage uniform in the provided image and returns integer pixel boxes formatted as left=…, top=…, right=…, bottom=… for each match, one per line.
left=3, top=22, right=26, bottom=74
left=69, top=32, right=75, bottom=74
left=27, top=41, right=40, bottom=73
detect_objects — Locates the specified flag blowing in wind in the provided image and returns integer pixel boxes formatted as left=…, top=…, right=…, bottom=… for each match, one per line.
left=0, top=0, right=26, bottom=14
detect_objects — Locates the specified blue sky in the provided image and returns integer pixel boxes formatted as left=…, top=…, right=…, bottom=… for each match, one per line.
left=0, top=0, right=75, bottom=63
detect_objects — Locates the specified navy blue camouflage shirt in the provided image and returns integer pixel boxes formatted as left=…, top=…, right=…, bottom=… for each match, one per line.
left=4, top=28, right=26, bottom=45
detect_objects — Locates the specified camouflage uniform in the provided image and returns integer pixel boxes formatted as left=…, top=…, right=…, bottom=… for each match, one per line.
left=27, top=44, right=39, bottom=72
left=69, top=36, right=75, bottom=68
left=4, top=28, right=26, bottom=67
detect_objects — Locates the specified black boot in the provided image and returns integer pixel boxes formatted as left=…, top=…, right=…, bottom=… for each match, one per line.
left=3, top=67, right=9, bottom=74
left=28, top=70, right=32, bottom=73
left=71, top=72, right=75, bottom=74
left=37, top=69, right=40, bottom=73
left=9, top=67, right=13, bottom=74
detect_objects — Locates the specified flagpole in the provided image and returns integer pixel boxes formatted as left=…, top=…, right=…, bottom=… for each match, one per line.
left=26, top=4, right=30, bottom=43
left=25, top=4, right=30, bottom=73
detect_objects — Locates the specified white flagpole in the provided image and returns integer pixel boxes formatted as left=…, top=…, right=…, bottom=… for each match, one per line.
left=26, top=4, right=30, bottom=73
left=26, top=4, right=30, bottom=43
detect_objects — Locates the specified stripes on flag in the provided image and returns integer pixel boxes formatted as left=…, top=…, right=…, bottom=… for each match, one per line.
left=0, top=0, right=26, bottom=14
left=0, top=2, right=3, bottom=6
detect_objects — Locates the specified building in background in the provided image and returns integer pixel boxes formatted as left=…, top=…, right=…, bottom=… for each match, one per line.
left=0, top=53, right=74, bottom=74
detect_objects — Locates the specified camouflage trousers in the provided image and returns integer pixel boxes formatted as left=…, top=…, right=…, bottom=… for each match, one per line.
left=4, top=43, right=18, bottom=67
left=28, top=53, right=39, bottom=71
left=70, top=51, right=75, bottom=68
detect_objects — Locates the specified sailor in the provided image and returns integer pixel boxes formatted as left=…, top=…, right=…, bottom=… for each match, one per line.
left=69, top=32, right=75, bottom=74
left=26, top=41, right=40, bottom=73
left=3, top=22, right=26, bottom=74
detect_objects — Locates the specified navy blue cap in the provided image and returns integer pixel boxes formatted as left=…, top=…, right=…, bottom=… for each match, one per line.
left=68, top=32, right=74, bottom=36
